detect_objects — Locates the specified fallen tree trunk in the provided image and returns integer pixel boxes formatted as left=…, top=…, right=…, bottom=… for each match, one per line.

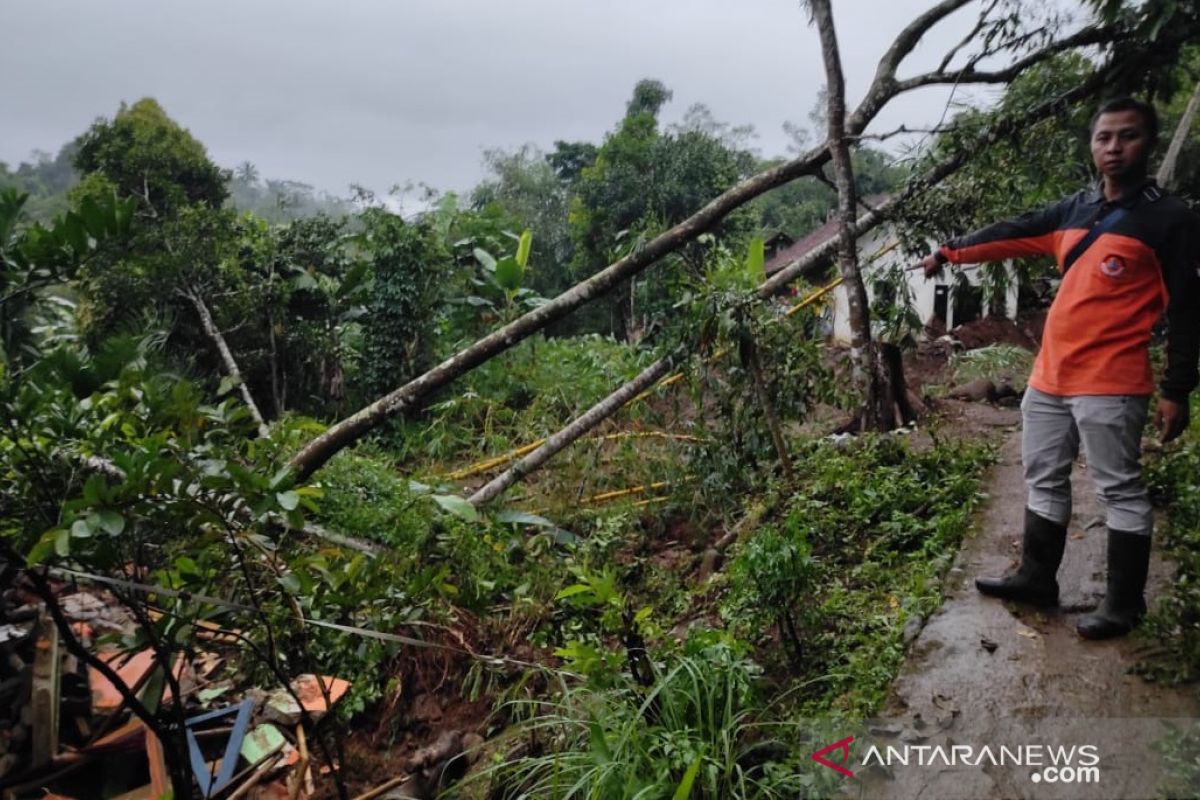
left=468, top=351, right=682, bottom=506
left=287, top=18, right=1117, bottom=482
left=457, top=78, right=1115, bottom=504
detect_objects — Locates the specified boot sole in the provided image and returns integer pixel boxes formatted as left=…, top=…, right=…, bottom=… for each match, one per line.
left=1077, top=621, right=1136, bottom=640
left=975, top=580, right=1058, bottom=607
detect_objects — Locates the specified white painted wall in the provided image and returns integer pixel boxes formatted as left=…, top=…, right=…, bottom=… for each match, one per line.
left=826, top=228, right=1018, bottom=344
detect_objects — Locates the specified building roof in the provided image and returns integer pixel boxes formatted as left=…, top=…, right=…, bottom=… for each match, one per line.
left=763, top=194, right=890, bottom=275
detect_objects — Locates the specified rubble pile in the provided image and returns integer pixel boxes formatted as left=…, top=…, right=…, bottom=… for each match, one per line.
left=0, top=575, right=490, bottom=800
left=0, top=578, right=354, bottom=800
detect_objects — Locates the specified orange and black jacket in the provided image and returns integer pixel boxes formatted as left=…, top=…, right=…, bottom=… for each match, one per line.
left=938, top=181, right=1200, bottom=401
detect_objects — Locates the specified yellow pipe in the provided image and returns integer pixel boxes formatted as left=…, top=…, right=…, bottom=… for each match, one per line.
left=445, top=239, right=902, bottom=484
left=580, top=481, right=671, bottom=505
left=445, top=432, right=702, bottom=480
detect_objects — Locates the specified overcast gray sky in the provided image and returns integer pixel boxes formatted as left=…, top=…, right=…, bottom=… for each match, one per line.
left=3, top=0, right=1043, bottom=198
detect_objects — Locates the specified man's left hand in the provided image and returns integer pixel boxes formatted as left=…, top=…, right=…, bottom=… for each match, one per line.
left=1154, top=398, right=1189, bottom=443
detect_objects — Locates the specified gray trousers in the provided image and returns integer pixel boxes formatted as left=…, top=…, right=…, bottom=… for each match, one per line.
left=1022, top=386, right=1152, bottom=534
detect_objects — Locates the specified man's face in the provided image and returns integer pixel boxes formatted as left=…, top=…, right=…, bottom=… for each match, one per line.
left=1090, top=109, right=1153, bottom=183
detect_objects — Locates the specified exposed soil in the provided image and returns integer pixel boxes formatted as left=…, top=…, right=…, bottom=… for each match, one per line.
left=952, top=314, right=1045, bottom=352
left=857, top=405, right=1200, bottom=800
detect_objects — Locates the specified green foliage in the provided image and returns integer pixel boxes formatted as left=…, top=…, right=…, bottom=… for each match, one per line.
left=867, top=263, right=922, bottom=345
left=1142, top=393, right=1200, bottom=683
left=724, top=524, right=815, bottom=665
left=471, top=144, right=576, bottom=301
left=388, top=334, right=654, bottom=466
left=311, top=445, right=434, bottom=550
left=950, top=344, right=1034, bottom=390
left=568, top=80, right=757, bottom=338
left=750, top=146, right=903, bottom=241
left=473, top=639, right=830, bottom=800
left=548, top=140, right=599, bottom=182
left=2, top=330, right=467, bottom=719
left=357, top=208, right=449, bottom=398
left=74, top=98, right=228, bottom=216
left=674, top=259, right=837, bottom=505
left=0, top=142, right=79, bottom=222
left=1153, top=720, right=1200, bottom=798
left=1, top=185, right=134, bottom=369
left=714, top=435, right=994, bottom=714
left=228, top=213, right=367, bottom=418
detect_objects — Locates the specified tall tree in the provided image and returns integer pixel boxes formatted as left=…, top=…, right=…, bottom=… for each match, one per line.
left=570, top=80, right=755, bottom=337
left=74, top=98, right=228, bottom=218
left=808, top=0, right=886, bottom=429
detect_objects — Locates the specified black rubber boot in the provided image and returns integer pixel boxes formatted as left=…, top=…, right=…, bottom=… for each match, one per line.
left=1077, top=528, right=1151, bottom=640
left=975, top=508, right=1067, bottom=606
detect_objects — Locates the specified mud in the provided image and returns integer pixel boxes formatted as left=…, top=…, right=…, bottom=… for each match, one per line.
left=952, top=316, right=1043, bottom=351
left=857, top=406, right=1199, bottom=800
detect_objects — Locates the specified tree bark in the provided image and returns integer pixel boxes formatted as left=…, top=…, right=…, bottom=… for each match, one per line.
left=286, top=17, right=1122, bottom=482
left=1157, top=78, right=1200, bottom=189
left=468, top=351, right=681, bottom=506
left=268, top=306, right=284, bottom=418
left=811, top=0, right=887, bottom=430
left=183, top=289, right=271, bottom=438
left=740, top=331, right=794, bottom=481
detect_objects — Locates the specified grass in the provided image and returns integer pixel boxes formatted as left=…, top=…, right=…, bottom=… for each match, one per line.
left=462, top=638, right=843, bottom=800
left=720, top=434, right=996, bottom=715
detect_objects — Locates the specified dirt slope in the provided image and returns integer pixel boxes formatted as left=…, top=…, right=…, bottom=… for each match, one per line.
left=856, top=404, right=1199, bottom=800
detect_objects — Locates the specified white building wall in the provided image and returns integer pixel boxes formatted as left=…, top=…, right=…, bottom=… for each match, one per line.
left=828, top=230, right=1018, bottom=345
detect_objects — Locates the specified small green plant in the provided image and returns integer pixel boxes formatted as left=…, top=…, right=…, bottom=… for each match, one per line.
left=724, top=523, right=817, bottom=667
left=1141, top=393, right=1200, bottom=683
left=467, top=637, right=831, bottom=800
left=1153, top=720, right=1200, bottom=798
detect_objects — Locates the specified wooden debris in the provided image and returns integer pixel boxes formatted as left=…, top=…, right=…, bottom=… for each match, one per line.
left=31, top=611, right=61, bottom=769
left=265, top=674, right=350, bottom=725
left=88, top=648, right=191, bottom=712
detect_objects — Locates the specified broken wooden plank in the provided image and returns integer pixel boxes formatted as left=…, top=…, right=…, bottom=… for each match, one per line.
left=31, top=610, right=61, bottom=769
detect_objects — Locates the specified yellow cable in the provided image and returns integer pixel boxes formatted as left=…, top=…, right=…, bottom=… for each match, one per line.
left=444, top=239, right=902, bottom=483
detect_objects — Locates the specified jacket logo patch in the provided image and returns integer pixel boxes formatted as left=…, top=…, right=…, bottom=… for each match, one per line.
left=1099, top=254, right=1127, bottom=278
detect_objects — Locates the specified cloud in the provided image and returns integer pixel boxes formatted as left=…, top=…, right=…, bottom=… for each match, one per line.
left=2, top=0, right=990, bottom=195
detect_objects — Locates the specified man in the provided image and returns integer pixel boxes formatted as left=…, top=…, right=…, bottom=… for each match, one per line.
left=916, top=97, right=1200, bottom=640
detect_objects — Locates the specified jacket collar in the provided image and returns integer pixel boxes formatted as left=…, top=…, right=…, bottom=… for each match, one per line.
left=1086, top=178, right=1160, bottom=208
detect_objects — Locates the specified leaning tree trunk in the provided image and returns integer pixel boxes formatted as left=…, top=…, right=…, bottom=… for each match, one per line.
left=1157, top=78, right=1200, bottom=190
left=285, top=15, right=1122, bottom=481
left=182, top=288, right=271, bottom=438
left=468, top=351, right=681, bottom=506
left=810, top=0, right=887, bottom=430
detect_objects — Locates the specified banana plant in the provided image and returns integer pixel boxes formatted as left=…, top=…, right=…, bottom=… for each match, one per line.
left=471, top=229, right=546, bottom=323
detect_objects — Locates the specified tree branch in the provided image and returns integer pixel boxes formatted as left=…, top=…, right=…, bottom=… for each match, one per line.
left=937, top=0, right=1001, bottom=73
left=181, top=288, right=270, bottom=437
left=468, top=350, right=682, bottom=506
left=893, top=24, right=1118, bottom=94
left=287, top=145, right=835, bottom=481
left=759, top=66, right=1114, bottom=298
left=1157, top=78, right=1200, bottom=189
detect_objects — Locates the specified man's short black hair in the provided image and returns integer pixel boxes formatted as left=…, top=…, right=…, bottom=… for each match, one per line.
left=1091, top=96, right=1159, bottom=142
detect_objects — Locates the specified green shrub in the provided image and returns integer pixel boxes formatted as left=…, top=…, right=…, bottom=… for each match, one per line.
left=469, top=638, right=834, bottom=800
